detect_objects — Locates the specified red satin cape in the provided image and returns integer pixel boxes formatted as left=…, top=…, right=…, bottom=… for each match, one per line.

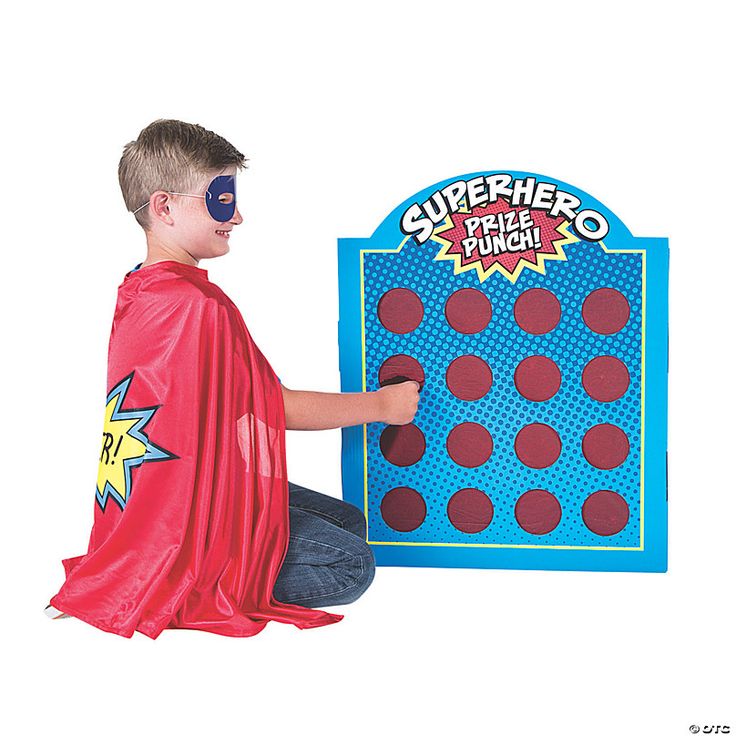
left=50, top=260, right=343, bottom=638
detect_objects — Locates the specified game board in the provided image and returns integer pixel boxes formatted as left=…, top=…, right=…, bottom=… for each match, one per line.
left=337, top=171, right=668, bottom=572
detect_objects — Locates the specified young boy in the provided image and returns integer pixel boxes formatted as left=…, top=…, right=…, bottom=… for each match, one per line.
left=46, top=119, right=420, bottom=638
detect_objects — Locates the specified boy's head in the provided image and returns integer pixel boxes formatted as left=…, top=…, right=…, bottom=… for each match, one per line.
left=119, top=119, right=247, bottom=260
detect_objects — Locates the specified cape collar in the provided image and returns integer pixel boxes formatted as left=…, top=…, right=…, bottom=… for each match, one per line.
left=127, top=260, right=209, bottom=280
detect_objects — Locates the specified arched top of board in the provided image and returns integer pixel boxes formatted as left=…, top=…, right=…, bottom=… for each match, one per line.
left=357, top=170, right=644, bottom=285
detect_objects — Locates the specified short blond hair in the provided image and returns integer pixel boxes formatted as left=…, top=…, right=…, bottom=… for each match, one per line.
left=118, top=119, right=248, bottom=230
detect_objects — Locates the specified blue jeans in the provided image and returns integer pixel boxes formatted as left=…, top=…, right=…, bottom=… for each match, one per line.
left=273, top=481, right=376, bottom=607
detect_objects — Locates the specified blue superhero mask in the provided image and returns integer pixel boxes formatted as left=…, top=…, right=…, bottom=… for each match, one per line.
left=132, top=174, right=237, bottom=223
left=204, top=175, right=237, bottom=222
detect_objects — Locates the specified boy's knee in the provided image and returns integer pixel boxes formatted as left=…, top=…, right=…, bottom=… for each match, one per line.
left=342, top=502, right=368, bottom=539
left=342, top=542, right=375, bottom=603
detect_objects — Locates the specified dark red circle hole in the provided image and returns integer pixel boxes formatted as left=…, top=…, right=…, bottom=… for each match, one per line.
left=378, top=354, right=425, bottom=391
left=447, top=488, right=494, bottom=534
left=446, top=355, right=493, bottom=401
left=582, top=424, right=630, bottom=469
left=445, top=288, right=492, bottom=334
left=514, top=423, right=562, bottom=468
left=514, top=288, right=561, bottom=334
left=515, top=489, right=562, bottom=535
left=377, top=288, right=424, bottom=334
left=514, top=356, right=562, bottom=402
left=446, top=422, right=494, bottom=467
left=582, top=356, right=630, bottom=402
left=582, top=288, right=630, bottom=335
left=381, top=487, right=427, bottom=532
left=379, top=423, right=426, bottom=467
left=581, top=490, right=630, bottom=536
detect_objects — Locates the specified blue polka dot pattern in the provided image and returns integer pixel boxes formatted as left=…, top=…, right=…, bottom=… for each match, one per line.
left=363, top=241, right=643, bottom=548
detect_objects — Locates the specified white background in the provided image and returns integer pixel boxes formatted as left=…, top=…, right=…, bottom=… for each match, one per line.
left=2, top=1, right=732, bottom=735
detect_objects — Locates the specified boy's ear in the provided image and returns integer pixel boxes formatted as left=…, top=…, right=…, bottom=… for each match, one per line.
left=150, top=191, right=174, bottom=225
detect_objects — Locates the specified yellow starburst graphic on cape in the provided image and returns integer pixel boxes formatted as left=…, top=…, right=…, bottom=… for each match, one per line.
left=96, top=372, right=177, bottom=512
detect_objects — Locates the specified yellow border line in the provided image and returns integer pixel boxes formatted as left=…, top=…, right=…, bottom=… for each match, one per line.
left=360, top=249, right=370, bottom=521
left=369, top=541, right=641, bottom=551
left=359, top=235, right=646, bottom=552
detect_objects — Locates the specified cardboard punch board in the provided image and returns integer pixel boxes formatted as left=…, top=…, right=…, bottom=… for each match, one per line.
left=338, top=171, right=668, bottom=573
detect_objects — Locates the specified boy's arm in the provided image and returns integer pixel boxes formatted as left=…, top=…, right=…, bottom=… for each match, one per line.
left=281, top=381, right=420, bottom=430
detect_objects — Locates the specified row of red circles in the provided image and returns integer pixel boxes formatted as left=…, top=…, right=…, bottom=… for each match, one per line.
left=381, top=421, right=630, bottom=470
left=377, top=287, right=631, bottom=336
left=379, top=352, right=630, bottom=403
left=380, top=486, right=630, bottom=537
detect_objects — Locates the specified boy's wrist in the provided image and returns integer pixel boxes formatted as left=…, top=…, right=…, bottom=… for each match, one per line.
left=369, top=388, right=385, bottom=424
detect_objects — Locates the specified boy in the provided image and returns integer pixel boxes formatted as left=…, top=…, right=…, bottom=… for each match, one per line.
left=46, top=119, right=420, bottom=638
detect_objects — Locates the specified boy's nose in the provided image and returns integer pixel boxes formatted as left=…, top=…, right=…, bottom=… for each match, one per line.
left=231, top=206, right=244, bottom=225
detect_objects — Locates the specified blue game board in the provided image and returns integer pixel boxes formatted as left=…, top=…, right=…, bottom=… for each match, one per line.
left=338, top=171, right=668, bottom=572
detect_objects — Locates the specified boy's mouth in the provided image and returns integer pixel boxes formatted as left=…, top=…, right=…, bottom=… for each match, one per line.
left=215, top=229, right=231, bottom=239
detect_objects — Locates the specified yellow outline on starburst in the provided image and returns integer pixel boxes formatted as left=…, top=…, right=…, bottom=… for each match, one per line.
left=431, top=202, right=580, bottom=284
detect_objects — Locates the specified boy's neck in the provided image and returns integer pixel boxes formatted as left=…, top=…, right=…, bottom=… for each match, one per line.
left=141, top=233, right=198, bottom=269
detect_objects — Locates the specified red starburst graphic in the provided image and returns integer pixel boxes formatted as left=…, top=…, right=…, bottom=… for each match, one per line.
left=434, top=198, right=571, bottom=279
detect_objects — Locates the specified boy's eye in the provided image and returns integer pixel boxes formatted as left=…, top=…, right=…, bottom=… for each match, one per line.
left=218, top=193, right=234, bottom=204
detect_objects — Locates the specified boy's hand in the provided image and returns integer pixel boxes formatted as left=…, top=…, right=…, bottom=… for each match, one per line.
left=376, top=380, right=421, bottom=425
